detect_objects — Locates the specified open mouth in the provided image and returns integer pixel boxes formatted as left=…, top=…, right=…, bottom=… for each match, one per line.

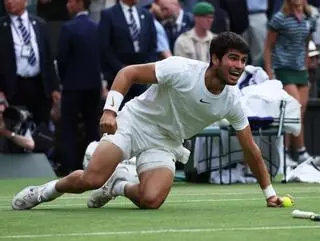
left=229, top=70, right=242, bottom=81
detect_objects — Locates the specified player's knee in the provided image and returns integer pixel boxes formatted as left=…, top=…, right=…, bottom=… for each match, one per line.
left=139, top=191, right=165, bottom=209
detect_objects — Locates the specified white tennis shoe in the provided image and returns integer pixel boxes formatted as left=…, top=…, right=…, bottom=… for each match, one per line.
left=87, top=168, right=130, bottom=208
left=11, top=185, right=46, bottom=210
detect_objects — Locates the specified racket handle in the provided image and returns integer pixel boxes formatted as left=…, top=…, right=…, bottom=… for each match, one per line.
left=311, top=215, right=320, bottom=221
left=292, top=210, right=316, bottom=219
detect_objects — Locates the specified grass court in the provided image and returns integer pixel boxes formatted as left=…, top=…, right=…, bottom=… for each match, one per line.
left=0, top=178, right=319, bottom=241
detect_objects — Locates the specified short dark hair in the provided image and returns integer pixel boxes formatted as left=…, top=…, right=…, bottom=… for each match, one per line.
left=209, top=32, right=249, bottom=66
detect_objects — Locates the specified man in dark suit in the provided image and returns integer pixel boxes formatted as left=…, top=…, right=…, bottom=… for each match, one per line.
left=99, top=0, right=157, bottom=105
left=0, top=0, right=60, bottom=126
left=57, top=0, right=101, bottom=173
left=157, top=0, right=194, bottom=52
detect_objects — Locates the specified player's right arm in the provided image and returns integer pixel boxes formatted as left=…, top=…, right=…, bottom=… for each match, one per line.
left=100, top=63, right=158, bottom=134
left=110, top=63, right=158, bottom=95
left=100, top=57, right=187, bottom=134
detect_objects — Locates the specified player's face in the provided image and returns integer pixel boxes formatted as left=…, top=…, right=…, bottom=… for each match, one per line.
left=216, top=50, right=247, bottom=86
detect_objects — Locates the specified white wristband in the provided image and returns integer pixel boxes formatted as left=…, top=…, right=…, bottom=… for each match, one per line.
left=103, top=90, right=124, bottom=115
left=263, top=184, right=276, bottom=199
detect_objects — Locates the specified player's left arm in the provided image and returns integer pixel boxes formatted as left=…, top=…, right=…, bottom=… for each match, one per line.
left=236, top=126, right=288, bottom=207
left=227, top=94, right=290, bottom=207
left=236, top=126, right=271, bottom=189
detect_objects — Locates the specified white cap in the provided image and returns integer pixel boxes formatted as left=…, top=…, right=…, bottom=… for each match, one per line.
left=308, top=40, right=320, bottom=57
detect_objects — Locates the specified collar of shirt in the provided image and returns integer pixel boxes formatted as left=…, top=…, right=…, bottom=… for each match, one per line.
left=190, top=28, right=214, bottom=42
left=119, top=1, right=137, bottom=13
left=175, top=9, right=183, bottom=31
left=76, top=11, right=89, bottom=17
left=10, top=10, right=29, bottom=25
left=119, top=1, right=140, bottom=30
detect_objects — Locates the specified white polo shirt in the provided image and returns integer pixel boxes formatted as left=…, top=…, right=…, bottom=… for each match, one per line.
left=125, top=56, right=249, bottom=142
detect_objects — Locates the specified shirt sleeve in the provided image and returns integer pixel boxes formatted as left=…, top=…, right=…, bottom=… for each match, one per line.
left=226, top=90, right=249, bottom=131
left=155, top=56, right=188, bottom=87
left=268, top=12, right=284, bottom=31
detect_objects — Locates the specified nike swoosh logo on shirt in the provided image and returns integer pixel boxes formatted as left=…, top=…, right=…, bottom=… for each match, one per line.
left=200, top=99, right=210, bottom=104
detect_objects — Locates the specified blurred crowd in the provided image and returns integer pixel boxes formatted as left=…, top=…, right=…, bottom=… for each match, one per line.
left=0, top=0, right=320, bottom=177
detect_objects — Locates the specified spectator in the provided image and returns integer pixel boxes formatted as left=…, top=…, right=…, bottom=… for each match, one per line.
left=99, top=0, right=157, bottom=106
left=139, top=0, right=172, bottom=59
left=57, top=0, right=101, bottom=173
left=174, top=1, right=216, bottom=62
left=264, top=0, right=317, bottom=164
left=0, top=0, right=61, bottom=128
left=244, top=0, right=268, bottom=66
left=157, top=0, right=194, bottom=52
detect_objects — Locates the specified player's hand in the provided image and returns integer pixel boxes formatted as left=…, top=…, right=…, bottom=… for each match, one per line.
left=99, top=110, right=117, bottom=134
left=266, top=195, right=282, bottom=207
left=266, top=194, right=294, bottom=207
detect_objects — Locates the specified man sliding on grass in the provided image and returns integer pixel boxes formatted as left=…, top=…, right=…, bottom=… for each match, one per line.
left=12, top=32, right=291, bottom=210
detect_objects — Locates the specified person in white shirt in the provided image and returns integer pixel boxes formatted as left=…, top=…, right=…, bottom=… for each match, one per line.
left=11, top=32, right=290, bottom=210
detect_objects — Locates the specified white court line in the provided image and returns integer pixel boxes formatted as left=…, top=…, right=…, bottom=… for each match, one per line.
left=1, top=225, right=320, bottom=239
left=1, top=196, right=320, bottom=208
left=0, top=188, right=319, bottom=200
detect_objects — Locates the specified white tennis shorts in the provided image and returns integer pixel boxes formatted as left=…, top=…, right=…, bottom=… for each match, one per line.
left=100, top=108, right=189, bottom=174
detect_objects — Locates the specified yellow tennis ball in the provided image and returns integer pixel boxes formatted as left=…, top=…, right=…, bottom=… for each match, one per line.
left=282, top=196, right=294, bottom=207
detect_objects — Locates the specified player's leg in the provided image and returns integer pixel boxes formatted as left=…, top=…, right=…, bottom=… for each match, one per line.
left=125, top=167, right=174, bottom=209
left=11, top=141, right=123, bottom=210
left=87, top=148, right=175, bottom=209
